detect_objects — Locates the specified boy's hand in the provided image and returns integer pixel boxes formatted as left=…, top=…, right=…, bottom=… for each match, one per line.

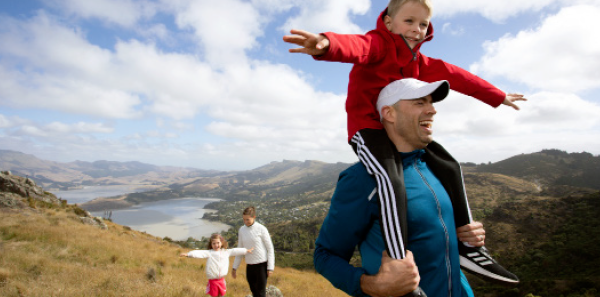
left=283, top=29, right=330, bottom=56
left=502, top=93, right=527, bottom=110
left=179, top=253, right=188, bottom=257
left=247, top=247, right=254, bottom=254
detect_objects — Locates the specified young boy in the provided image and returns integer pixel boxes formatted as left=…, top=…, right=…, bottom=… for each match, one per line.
left=232, top=206, right=275, bottom=297
left=283, top=0, right=524, bottom=284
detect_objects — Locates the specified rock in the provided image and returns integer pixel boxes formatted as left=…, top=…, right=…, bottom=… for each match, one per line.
left=266, top=285, right=283, bottom=297
left=0, top=171, right=59, bottom=208
left=0, top=193, right=27, bottom=209
left=80, top=217, right=108, bottom=230
left=244, top=285, right=283, bottom=297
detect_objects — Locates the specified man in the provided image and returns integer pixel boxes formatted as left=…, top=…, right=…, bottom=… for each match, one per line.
left=232, top=206, right=275, bottom=297
left=314, top=78, right=499, bottom=297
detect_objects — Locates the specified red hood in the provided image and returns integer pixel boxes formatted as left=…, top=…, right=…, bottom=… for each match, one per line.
left=375, top=8, right=434, bottom=52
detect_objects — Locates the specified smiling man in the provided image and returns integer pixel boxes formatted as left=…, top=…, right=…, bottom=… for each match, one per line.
left=313, top=78, right=511, bottom=297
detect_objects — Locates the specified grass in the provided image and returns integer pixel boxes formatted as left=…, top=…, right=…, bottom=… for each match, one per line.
left=0, top=206, right=348, bottom=297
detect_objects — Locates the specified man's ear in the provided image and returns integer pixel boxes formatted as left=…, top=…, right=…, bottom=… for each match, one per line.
left=381, top=105, right=396, bottom=123
left=383, top=15, right=392, bottom=31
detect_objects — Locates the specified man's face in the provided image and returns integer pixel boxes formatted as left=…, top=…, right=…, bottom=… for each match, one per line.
left=384, top=1, right=431, bottom=49
left=389, top=95, right=437, bottom=151
left=243, top=215, right=255, bottom=227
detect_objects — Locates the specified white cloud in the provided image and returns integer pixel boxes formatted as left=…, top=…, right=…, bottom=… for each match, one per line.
left=5, top=119, right=114, bottom=139
left=279, top=0, right=371, bottom=34
left=168, top=0, right=263, bottom=67
left=441, top=23, right=465, bottom=36
left=432, top=0, right=556, bottom=23
left=0, top=115, right=12, bottom=129
left=0, top=12, right=113, bottom=76
left=44, top=0, right=158, bottom=27
left=434, top=90, right=600, bottom=163
left=111, top=40, right=221, bottom=120
left=432, top=0, right=600, bottom=22
left=45, top=122, right=114, bottom=134
left=470, top=5, right=600, bottom=93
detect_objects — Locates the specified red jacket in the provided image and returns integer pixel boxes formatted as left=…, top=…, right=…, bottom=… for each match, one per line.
left=316, top=9, right=505, bottom=141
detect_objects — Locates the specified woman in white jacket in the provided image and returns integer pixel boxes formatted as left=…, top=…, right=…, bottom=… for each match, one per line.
left=181, top=233, right=253, bottom=297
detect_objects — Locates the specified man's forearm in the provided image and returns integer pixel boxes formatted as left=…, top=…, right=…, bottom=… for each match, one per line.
left=360, top=274, right=382, bottom=297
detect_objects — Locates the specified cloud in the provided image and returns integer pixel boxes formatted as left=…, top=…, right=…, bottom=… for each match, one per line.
left=441, top=23, right=465, bottom=36
left=0, top=12, right=143, bottom=118
left=111, top=40, right=221, bottom=120
left=432, top=0, right=556, bottom=23
left=470, top=4, right=600, bottom=93
left=5, top=119, right=114, bottom=138
left=434, top=90, right=600, bottom=163
left=168, top=0, right=263, bottom=67
left=43, top=0, right=158, bottom=27
left=45, top=122, right=114, bottom=134
left=279, top=0, right=371, bottom=34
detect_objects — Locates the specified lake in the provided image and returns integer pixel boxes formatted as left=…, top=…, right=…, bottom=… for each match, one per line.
left=53, top=186, right=231, bottom=241
left=54, top=185, right=142, bottom=205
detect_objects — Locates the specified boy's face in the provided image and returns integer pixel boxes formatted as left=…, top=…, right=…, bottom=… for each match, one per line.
left=243, top=215, right=255, bottom=227
left=211, top=238, right=222, bottom=251
left=384, top=1, right=431, bottom=49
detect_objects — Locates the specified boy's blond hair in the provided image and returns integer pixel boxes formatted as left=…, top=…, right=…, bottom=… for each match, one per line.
left=387, top=0, right=433, bottom=18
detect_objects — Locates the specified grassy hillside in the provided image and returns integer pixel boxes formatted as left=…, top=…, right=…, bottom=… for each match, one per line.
left=476, top=149, right=600, bottom=190
left=0, top=204, right=348, bottom=297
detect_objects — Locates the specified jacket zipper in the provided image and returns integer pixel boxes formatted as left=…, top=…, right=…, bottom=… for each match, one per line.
left=414, top=160, right=453, bottom=297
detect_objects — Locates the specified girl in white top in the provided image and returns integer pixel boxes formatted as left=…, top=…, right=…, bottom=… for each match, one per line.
left=181, top=233, right=253, bottom=297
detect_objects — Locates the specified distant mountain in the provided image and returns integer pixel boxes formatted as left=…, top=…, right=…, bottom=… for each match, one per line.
left=184, top=159, right=351, bottom=200
left=474, top=149, right=600, bottom=190
left=4, top=148, right=599, bottom=204
left=0, top=149, right=226, bottom=190
left=82, top=159, right=353, bottom=211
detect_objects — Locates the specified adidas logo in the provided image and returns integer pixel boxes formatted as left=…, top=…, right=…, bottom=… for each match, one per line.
left=466, top=252, right=493, bottom=266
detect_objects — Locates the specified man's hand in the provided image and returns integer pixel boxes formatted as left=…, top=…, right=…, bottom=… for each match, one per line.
left=457, top=222, right=486, bottom=247
left=360, top=251, right=420, bottom=297
left=283, top=29, right=330, bottom=56
left=502, top=93, right=527, bottom=110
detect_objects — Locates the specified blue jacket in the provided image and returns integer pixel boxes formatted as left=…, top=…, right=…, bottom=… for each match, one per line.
left=314, top=149, right=474, bottom=297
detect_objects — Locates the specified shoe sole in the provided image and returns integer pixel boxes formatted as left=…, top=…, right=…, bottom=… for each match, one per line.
left=460, top=255, right=520, bottom=284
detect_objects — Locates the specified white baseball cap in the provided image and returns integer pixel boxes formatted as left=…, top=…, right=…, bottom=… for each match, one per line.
left=377, top=78, right=449, bottom=120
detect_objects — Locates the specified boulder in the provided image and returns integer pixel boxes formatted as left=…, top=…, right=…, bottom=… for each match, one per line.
left=0, top=171, right=59, bottom=208
left=245, top=285, right=283, bottom=297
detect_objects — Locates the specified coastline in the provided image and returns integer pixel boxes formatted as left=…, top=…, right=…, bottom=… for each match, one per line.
left=91, top=197, right=231, bottom=241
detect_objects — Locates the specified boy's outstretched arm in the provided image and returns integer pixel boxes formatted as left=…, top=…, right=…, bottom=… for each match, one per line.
left=283, top=29, right=330, bottom=56
left=502, top=93, right=527, bottom=110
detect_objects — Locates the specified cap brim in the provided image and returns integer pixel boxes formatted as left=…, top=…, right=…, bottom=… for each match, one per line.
left=430, top=81, right=449, bottom=102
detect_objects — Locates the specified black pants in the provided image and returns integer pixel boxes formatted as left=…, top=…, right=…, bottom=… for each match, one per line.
left=246, top=262, right=268, bottom=297
left=351, top=129, right=472, bottom=260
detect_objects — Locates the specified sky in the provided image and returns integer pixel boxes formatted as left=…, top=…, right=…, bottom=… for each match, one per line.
left=0, top=0, right=599, bottom=171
